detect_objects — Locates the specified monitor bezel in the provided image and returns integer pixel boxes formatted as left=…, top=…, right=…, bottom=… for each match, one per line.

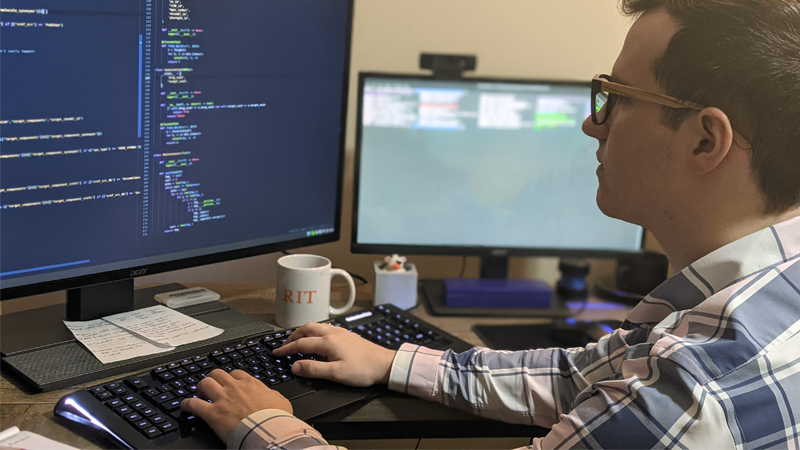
left=351, top=72, right=647, bottom=259
left=0, top=0, right=355, bottom=301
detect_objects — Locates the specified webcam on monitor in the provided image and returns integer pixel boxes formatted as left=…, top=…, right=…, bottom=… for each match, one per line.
left=419, top=53, right=476, bottom=78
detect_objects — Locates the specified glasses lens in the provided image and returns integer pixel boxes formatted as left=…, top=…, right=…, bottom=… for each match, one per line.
left=595, top=90, right=610, bottom=123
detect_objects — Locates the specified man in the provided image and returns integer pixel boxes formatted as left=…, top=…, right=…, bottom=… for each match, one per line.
left=182, top=0, right=800, bottom=447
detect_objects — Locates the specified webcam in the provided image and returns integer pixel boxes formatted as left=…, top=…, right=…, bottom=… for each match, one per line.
left=419, top=53, right=477, bottom=79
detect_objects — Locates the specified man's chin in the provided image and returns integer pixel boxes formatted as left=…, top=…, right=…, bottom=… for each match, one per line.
left=596, top=191, right=625, bottom=221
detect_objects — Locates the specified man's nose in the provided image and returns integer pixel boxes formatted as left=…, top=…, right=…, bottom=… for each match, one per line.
left=582, top=114, right=608, bottom=142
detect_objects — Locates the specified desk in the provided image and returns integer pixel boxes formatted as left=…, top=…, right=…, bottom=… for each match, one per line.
left=0, top=282, right=630, bottom=448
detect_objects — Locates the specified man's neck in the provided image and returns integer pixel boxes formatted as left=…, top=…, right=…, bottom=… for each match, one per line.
left=652, top=206, right=800, bottom=273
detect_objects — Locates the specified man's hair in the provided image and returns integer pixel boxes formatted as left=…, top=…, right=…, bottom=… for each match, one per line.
left=619, top=0, right=800, bottom=214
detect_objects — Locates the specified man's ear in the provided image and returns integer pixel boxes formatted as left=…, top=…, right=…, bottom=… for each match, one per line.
left=681, top=107, right=735, bottom=174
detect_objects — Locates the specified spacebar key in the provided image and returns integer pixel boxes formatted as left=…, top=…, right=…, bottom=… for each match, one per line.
left=274, top=378, right=317, bottom=399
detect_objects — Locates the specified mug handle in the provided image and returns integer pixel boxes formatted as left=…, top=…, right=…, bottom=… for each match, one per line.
left=329, top=269, right=356, bottom=315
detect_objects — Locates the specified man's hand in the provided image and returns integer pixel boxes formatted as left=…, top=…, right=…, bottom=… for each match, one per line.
left=181, top=369, right=292, bottom=443
left=273, top=322, right=397, bottom=387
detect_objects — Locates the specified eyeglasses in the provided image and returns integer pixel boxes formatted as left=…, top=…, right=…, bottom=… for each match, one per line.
left=591, top=74, right=752, bottom=149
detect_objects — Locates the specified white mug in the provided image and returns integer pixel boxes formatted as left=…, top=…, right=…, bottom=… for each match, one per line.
left=275, top=254, right=356, bottom=328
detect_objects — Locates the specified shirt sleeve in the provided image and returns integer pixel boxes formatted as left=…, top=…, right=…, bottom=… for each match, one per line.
left=388, top=330, right=634, bottom=428
left=389, top=340, right=735, bottom=449
left=227, top=409, right=346, bottom=450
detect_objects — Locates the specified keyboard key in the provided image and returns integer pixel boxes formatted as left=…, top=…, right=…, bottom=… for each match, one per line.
left=141, top=407, right=157, bottom=417
left=130, top=401, right=146, bottom=410
left=173, top=388, right=189, bottom=397
left=124, top=412, right=143, bottom=423
left=159, top=421, right=177, bottom=433
left=172, top=367, right=188, bottom=377
left=105, top=399, right=124, bottom=408
left=134, top=419, right=152, bottom=429
left=167, top=362, right=180, bottom=369
left=212, top=355, right=231, bottom=365
left=155, top=371, right=175, bottom=382
left=160, top=399, right=182, bottom=412
left=142, top=388, right=160, bottom=398
left=115, top=405, right=133, bottom=416
left=151, top=414, right=167, bottom=424
left=124, top=376, right=148, bottom=391
left=142, top=426, right=162, bottom=439
left=198, top=360, right=214, bottom=369
left=154, top=392, right=175, bottom=403
left=95, top=391, right=113, bottom=400
left=89, top=386, right=106, bottom=394
left=121, top=395, right=139, bottom=403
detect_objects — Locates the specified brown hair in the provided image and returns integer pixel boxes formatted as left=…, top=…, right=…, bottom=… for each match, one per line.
left=620, top=0, right=800, bottom=214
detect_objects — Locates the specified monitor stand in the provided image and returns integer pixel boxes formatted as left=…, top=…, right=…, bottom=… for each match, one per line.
left=0, top=283, right=273, bottom=392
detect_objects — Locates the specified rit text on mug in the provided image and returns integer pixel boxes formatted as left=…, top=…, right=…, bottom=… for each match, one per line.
left=283, top=289, right=317, bottom=303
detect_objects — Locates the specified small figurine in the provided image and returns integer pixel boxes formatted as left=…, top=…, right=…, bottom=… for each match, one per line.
left=383, top=254, right=407, bottom=272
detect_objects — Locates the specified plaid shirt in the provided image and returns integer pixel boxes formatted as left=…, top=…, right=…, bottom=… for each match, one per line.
left=230, top=216, right=800, bottom=449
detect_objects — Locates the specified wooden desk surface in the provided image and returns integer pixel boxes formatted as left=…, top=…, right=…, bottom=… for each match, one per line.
left=0, top=282, right=631, bottom=447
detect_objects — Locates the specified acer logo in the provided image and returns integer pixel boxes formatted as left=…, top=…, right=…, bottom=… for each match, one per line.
left=130, top=268, right=149, bottom=276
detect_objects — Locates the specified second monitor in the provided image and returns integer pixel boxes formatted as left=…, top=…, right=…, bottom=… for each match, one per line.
left=352, top=73, right=644, bottom=280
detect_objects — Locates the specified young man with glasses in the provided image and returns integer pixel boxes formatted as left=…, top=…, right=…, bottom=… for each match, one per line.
left=183, top=1, right=800, bottom=448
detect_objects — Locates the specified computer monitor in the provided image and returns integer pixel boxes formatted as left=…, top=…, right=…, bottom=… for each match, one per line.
left=352, top=73, right=645, bottom=278
left=0, top=0, right=352, bottom=390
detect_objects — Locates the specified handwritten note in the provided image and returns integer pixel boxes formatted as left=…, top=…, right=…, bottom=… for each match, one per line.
left=0, top=427, right=79, bottom=450
left=63, top=319, right=174, bottom=365
left=65, top=305, right=224, bottom=364
left=102, top=305, right=223, bottom=347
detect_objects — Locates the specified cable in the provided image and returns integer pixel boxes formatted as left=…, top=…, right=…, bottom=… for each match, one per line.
left=458, top=255, right=467, bottom=278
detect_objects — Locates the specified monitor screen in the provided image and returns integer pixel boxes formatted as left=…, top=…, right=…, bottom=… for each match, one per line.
left=0, top=0, right=352, bottom=299
left=353, top=74, right=644, bottom=258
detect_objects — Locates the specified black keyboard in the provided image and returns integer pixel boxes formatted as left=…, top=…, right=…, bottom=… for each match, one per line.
left=54, top=304, right=474, bottom=449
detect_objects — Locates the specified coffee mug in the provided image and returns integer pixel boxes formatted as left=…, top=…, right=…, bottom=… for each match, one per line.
left=275, top=254, right=356, bottom=328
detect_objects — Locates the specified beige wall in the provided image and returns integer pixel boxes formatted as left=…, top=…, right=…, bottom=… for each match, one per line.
left=144, top=0, right=640, bottom=289
left=7, top=1, right=641, bottom=310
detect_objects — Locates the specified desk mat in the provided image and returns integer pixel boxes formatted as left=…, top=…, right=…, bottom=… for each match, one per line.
left=419, top=279, right=572, bottom=318
left=474, top=319, right=624, bottom=351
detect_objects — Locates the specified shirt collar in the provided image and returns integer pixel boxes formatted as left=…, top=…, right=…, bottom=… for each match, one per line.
left=623, top=215, right=800, bottom=327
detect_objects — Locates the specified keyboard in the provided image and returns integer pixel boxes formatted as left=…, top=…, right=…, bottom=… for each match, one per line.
left=54, top=304, right=474, bottom=449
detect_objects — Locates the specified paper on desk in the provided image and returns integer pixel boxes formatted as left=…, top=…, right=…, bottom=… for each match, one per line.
left=0, top=426, right=79, bottom=450
left=64, top=319, right=174, bottom=365
left=103, top=305, right=223, bottom=347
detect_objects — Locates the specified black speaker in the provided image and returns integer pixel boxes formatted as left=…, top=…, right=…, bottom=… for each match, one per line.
left=617, top=251, right=669, bottom=295
left=595, top=251, right=669, bottom=305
